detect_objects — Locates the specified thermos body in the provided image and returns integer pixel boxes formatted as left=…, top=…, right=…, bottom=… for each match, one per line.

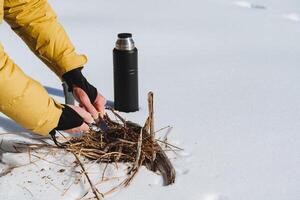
left=113, top=33, right=139, bottom=112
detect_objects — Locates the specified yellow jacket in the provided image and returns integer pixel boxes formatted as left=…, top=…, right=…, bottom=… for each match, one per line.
left=0, top=0, right=87, bottom=135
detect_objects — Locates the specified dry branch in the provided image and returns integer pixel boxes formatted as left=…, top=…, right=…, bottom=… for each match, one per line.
left=72, top=152, right=103, bottom=200
left=147, top=92, right=156, bottom=162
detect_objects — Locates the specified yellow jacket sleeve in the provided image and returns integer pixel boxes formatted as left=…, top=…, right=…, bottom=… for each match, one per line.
left=3, top=0, right=87, bottom=78
left=0, top=43, right=63, bottom=135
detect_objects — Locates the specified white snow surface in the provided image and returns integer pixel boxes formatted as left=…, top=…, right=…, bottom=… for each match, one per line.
left=0, top=0, right=300, bottom=199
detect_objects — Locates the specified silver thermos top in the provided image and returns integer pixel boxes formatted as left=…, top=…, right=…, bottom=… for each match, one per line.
left=115, top=33, right=136, bottom=51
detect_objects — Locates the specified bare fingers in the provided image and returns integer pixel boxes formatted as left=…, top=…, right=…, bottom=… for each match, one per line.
left=63, top=105, right=94, bottom=134
left=93, top=94, right=106, bottom=118
left=73, top=87, right=99, bottom=120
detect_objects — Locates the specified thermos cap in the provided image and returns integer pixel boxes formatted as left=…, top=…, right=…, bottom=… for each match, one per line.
left=115, top=33, right=135, bottom=51
left=118, top=33, right=132, bottom=38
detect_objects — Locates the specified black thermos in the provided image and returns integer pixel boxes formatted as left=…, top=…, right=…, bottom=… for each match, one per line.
left=113, top=33, right=139, bottom=112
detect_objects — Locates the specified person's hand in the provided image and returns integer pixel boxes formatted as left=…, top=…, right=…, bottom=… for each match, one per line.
left=62, top=67, right=106, bottom=120
left=51, top=104, right=94, bottom=134
left=63, top=105, right=94, bottom=134
left=73, top=86, right=106, bottom=119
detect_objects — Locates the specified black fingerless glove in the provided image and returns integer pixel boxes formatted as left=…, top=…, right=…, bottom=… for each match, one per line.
left=49, top=105, right=83, bottom=133
left=49, top=105, right=84, bottom=146
left=62, top=67, right=98, bottom=103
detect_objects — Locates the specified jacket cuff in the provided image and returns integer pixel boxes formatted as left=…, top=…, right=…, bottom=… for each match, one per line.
left=56, top=53, right=88, bottom=78
left=32, top=100, right=63, bottom=136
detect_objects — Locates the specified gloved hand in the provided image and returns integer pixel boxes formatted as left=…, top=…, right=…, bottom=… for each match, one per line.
left=62, top=67, right=106, bottom=120
left=51, top=104, right=94, bottom=134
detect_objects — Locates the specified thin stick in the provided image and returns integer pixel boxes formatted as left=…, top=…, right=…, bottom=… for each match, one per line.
left=109, top=109, right=126, bottom=125
left=148, top=92, right=156, bottom=161
left=30, top=154, right=72, bottom=168
left=0, top=166, right=14, bottom=177
left=46, top=180, right=65, bottom=193
left=17, top=184, right=34, bottom=197
left=101, top=162, right=109, bottom=181
left=132, top=128, right=143, bottom=171
left=28, top=148, right=32, bottom=163
left=72, top=152, right=103, bottom=200
left=143, top=116, right=150, bottom=132
left=155, top=139, right=184, bottom=151
left=154, top=125, right=172, bottom=134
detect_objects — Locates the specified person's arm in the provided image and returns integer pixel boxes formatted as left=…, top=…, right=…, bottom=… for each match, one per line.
left=0, top=43, right=95, bottom=135
left=4, top=0, right=106, bottom=118
left=3, top=0, right=87, bottom=78
left=0, top=43, right=62, bottom=135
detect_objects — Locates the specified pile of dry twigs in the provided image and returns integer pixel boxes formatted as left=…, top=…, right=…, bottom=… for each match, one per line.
left=50, top=92, right=177, bottom=199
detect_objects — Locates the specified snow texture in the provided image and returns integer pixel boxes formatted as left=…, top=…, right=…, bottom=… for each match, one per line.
left=0, top=0, right=300, bottom=199
left=283, top=13, right=300, bottom=22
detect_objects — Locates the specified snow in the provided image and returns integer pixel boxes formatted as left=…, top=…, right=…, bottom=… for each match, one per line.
left=1, top=0, right=300, bottom=199
left=283, top=13, right=300, bottom=22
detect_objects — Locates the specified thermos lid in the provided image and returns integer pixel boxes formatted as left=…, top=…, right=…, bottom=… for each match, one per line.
left=118, top=33, right=132, bottom=38
left=115, top=33, right=135, bottom=51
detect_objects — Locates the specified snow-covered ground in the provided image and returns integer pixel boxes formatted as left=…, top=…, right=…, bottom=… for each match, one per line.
left=1, top=0, right=300, bottom=199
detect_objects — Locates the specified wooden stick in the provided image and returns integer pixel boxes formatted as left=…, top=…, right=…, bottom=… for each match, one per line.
left=132, top=128, right=143, bottom=171
left=72, top=152, right=103, bottom=200
left=108, top=108, right=126, bottom=126
left=147, top=92, right=156, bottom=161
